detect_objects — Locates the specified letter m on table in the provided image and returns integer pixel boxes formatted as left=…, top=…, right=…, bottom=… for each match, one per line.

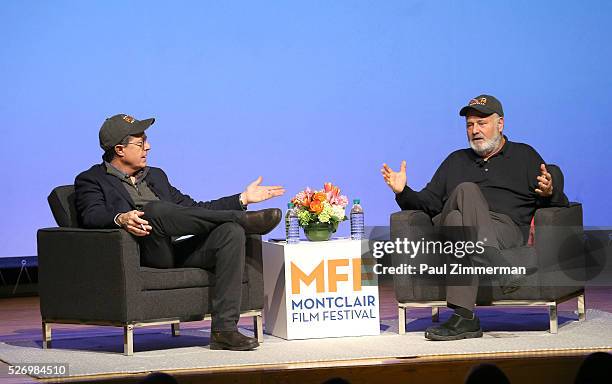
left=291, top=261, right=324, bottom=294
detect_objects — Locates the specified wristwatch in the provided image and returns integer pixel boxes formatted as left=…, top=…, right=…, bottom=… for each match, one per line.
left=113, top=213, right=123, bottom=227
left=239, top=194, right=248, bottom=210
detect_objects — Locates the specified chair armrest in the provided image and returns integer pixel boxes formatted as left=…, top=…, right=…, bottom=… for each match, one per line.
left=37, top=227, right=142, bottom=322
left=242, top=234, right=264, bottom=310
left=390, top=210, right=436, bottom=246
left=534, top=203, right=585, bottom=282
left=534, top=202, right=583, bottom=227
left=534, top=203, right=583, bottom=254
left=389, top=210, right=436, bottom=270
left=390, top=210, right=431, bottom=227
left=389, top=211, right=445, bottom=302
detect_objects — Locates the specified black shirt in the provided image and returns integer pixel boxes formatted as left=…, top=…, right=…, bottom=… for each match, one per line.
left=395, top=137, right=569, bottom=229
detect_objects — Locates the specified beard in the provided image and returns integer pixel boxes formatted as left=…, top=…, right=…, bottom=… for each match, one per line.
left=469, top=130, right=503, bottom=157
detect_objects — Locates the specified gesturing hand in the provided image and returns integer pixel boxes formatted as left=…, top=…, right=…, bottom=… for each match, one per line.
left=535, top=163, right=554, bottom=197
left=117, top=210, right=152, bottom=237
left=381, top=160, right=407, bottom=194
left=241, top=176, right=286, bottom=205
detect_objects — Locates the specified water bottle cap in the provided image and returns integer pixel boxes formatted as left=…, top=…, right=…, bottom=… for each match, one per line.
left=353, top=199, right=360, bottom=204
left=288, top=202, right=294, bottom=208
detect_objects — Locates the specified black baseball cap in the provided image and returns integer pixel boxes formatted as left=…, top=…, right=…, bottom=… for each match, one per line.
left=99, top=114, right=155, bottom=151
left=459, top=94, right=504, bottom=117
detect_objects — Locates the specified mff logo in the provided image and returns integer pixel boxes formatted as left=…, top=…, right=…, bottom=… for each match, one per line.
left=291, top=258, right=363, bottom=294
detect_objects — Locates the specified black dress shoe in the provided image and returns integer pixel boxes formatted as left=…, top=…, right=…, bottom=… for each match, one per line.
left=210, top=330, right=259, bottom=351
left=237, top=208, right=282, bottom=235
left=425, top=313, right=483, bottom=341
left=499, top=266, right=538, bottom=294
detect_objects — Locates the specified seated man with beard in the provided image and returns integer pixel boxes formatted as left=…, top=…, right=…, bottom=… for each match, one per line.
left=381, top=94, right=569, bottom=341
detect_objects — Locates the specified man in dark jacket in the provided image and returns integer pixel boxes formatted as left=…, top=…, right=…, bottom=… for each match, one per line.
left=381, top=95, right=569, bottom=341
left=75, top=113, right=284, bottom=350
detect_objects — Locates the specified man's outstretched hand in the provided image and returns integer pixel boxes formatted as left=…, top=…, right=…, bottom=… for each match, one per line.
left=381, top=160, right=407, bottom=194
left=240, top=176, right=286, bottom=205
left=535, top=163, right=554, bottom=197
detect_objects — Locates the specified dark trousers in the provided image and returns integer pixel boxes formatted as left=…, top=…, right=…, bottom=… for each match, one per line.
left=139, top=201, right=247, bottom=331
left=433, top=182, right=523, bottom=310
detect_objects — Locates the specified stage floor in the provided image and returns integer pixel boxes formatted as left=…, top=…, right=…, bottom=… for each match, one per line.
left=1, top=282, right=611, bottom=384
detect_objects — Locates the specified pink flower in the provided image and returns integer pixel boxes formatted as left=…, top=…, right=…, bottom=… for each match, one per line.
left=334, top=195, right=348, bottom=207
left=292, top=185, right=348, bottom=209
left=292, top=191, right=306, bottom=205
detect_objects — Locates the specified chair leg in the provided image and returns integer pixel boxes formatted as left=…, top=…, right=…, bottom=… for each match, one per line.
left=124, top=324, right=134, bottom=356
left=171, top=322, right=180, bottom=337
left=42, top=322, right=51, bottom=349
left=548, top=304, right=558, bottom=334
left=398, top=306, right=406, bottom=335
left=432, top=306, right=440, bottom=322
left=577, top=293, right=586, bottom=321
left=253, top=313, right=263, bottom=343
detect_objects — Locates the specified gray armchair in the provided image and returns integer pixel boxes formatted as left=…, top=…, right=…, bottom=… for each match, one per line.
left=391, top=165, right=585, bottom=334
left=37, top=185, right=264, bottom=355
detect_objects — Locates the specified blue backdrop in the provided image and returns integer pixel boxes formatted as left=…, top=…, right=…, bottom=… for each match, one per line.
left=1, top=0, right=611, bottom=257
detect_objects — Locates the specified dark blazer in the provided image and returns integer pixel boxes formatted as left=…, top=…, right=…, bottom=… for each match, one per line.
left=74, top=163, right=242, bottom=229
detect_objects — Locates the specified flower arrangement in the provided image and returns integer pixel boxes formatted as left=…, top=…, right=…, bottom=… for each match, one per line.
left=291, top=182, right=348, bottom=230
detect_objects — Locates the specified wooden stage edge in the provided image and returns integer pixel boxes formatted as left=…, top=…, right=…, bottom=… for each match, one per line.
left=16, top=348, right=607, bottom=384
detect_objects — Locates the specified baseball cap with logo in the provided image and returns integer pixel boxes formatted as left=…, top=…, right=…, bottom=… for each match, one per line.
left=99, top=114, right=155, bottom=151
left=459, top=94, right=504, bottom=117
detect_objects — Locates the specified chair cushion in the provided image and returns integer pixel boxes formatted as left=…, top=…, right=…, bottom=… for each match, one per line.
left=139, top=266, right=249, bottom=291
left=140, top=267, right=212, bottom=290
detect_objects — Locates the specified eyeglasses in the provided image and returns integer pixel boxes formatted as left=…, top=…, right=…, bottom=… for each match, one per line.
left=125, top=136, right=148, bottom=149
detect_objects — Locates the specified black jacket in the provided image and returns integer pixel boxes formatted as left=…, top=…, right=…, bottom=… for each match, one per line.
left=74, top=163, right=242, bottom=228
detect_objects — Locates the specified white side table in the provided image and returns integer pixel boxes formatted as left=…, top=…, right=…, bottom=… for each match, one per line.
left=262, top=239, right=380, bottom=340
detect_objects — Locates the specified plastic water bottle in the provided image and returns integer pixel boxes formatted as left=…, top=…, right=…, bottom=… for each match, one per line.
left=285, top=202, right=292, bottom=238
left=286, top=203, right=300, bottom=244
left=350, top=199, right=365, bottom=240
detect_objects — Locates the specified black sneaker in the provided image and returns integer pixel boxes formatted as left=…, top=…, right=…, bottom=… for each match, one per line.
left=425, top=313, right=483, bottom=341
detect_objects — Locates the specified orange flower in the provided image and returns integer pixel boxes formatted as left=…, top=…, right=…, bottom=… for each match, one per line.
left=301, top=195, right=311, bottom=207
left=324, top=182, right=333, bottom=192
left=314, top=192, right=327, bottom=202
left=309, top=200, right=323, bottom=214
